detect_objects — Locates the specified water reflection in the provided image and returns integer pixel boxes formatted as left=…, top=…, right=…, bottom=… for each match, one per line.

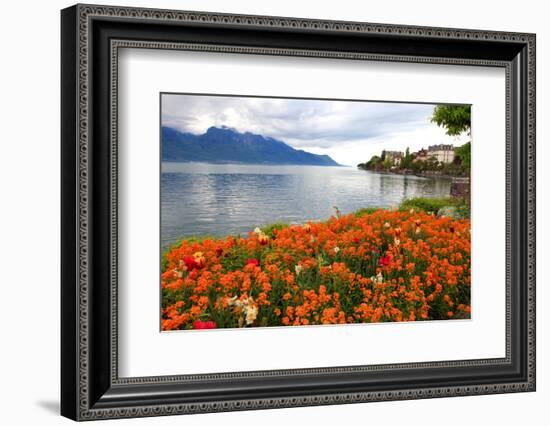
left=161, top=162, right=451, bottom=247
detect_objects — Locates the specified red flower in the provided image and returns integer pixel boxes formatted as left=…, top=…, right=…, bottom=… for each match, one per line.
left=378, top=255, right=391, bottom=266
left=193, top=320, right=217, bottom=329
left=215, top=247, right=223, bottom=257
left=258, top=234, right=269, bottom=245
left=352, top=237, right=361, bottom=244
left=246, top=258, right=259, bottom=266
left=183, top=255, right=197, bottom=271
left=449, top=226, right=455, bottom=233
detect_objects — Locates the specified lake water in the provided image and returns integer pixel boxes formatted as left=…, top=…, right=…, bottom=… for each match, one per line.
left=161, top=162, right=451, bottom=247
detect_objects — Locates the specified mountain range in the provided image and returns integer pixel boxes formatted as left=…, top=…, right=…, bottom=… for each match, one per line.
left=161, top=126, right=340, bottom=166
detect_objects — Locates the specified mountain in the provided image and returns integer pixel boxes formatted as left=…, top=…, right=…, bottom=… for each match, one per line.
left=161, top=126, right=340, bottom=166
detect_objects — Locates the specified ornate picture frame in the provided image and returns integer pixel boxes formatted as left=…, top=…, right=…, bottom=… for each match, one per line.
left=61, top=4, right=535, bottom=421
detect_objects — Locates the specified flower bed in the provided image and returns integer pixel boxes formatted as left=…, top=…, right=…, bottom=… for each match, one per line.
left=161, top=209, right=471, bottom=330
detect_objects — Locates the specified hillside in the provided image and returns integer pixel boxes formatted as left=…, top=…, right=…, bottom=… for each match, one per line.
left=161, top=126, right=340, bottom=166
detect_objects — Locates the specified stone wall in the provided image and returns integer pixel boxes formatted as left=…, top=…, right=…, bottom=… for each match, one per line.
left=450, top=177, right=470, bottom=203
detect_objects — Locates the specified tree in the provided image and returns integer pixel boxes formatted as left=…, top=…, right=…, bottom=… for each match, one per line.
left=358, top=155, right=382, bottom=170
left=366, top=155, right=381, bottom=168
left=455, top=142, right=471, bottom=173
left=426, top=156, right=440, bottom=170
left=401, top=147, right=412, bottom=169
left=431, top=105, right=471, bottom=136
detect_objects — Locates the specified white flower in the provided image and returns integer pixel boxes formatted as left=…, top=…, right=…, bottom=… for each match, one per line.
left=370, top=275, right=377, bottom=284
left=295, top=264, right=303, bottom=276
left=415, top=227, right=421, bottom=234
left=384, top=222, right=391, bottom=228
left=226, top=295, right=239, bottom=307
left=394, top=238, right=400, bottom=246
left=254, top=227, right=262, bottom=235
left=410, top=208, right=415, bottom=214
left=245, top=305, right=258, bottom=325
left=334, top=246, right=340, bottom=254
left=377, top=272, right=384, bottom=283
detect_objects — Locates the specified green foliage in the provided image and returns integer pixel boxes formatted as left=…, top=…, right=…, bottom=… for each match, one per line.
left=426, top=156, right=441, bottom=170
left=399, top=197, right=454, bottom=214
left=431, top=104, right=471, bottom=136
left=440, top=161, right=464, bottom=176
left=398, top=197, right=469, bottom=218
left=401, top=147, right=412, bottom=169
left=368, top=155, right=381, bottom=167
left=382, top=156, right=393, bottom=169
left=455, top=142, right=471, bottom=172
left=161, top=240, right=184, bottom=273
left=411, top=160, right=426, bottom=172
left=454, top=202, right=471, bottom=219
left=353, top=207, right=381, bottom=217
left=358, top=155, right=382, bottom=170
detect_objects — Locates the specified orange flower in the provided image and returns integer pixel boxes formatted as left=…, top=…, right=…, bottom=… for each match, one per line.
left=161, top=209, right=471, bottom=330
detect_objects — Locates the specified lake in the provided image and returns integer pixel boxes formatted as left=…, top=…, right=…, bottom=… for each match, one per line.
left=161, top=162, right=451, bottom=247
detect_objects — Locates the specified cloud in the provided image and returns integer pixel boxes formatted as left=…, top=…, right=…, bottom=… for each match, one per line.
left=161, top=94, right=468, bottom=166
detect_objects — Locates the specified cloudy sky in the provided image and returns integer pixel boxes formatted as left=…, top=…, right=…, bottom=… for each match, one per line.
left=161, top=94, right=469, bottom=166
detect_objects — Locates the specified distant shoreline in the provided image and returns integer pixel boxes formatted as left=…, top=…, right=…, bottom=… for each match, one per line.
left=161, top=160, right=348, bottom=167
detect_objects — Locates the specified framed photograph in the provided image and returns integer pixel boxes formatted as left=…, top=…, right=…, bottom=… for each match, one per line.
left=61, top=4, right=536, bottom=421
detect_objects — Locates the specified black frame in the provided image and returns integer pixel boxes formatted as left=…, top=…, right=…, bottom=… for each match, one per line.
left=61, top=4, right=536, bottom=421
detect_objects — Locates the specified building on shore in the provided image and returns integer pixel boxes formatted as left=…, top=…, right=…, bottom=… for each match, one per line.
left=412, top=148, right=429, bottom=162
left=377, top=145, right=456, bottom=167
left=381, top=150, right=404, bottom=166
left=427, top=144, right=455, bottom=163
